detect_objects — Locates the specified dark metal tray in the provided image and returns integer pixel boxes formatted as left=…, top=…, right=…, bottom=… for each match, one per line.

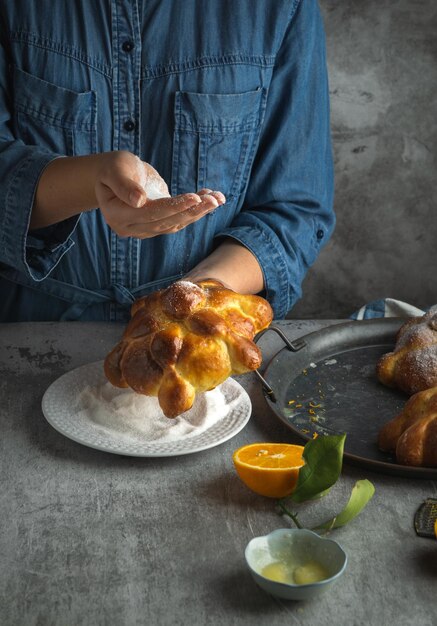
left=256, top=318, right=437, bottom=479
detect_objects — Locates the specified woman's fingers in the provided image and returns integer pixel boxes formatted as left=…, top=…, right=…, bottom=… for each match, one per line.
left=138, top=193, right=202, bottom=220
left=136, top=190, right=225, bottom=222
left=99, top=172, right=147, bottom=208
left=126, top=193, right=226, bottom=238
left=98, top=188, right=201, bottom=228
left=99, top=191, right=225, bottom=238
left=197, top=188, right=226, bottom=204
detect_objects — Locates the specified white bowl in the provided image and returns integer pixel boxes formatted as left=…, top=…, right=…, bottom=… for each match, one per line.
left=245, top=528, right=347, bottom=601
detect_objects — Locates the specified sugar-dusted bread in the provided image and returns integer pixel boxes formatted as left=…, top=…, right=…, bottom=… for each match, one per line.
left=104, top=279, right=273, bottom=418
left=376, top=307, right=437, bottom=395
left=378, top=386, right=437, bottom=467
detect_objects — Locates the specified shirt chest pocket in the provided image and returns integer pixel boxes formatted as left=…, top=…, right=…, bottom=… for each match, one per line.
left=171, top=89, right=267, bottom=200
left=13, top=66, right=97, bottom=156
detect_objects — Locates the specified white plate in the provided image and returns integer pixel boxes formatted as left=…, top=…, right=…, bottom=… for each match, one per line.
left=42, top=360, right=252, bottom=457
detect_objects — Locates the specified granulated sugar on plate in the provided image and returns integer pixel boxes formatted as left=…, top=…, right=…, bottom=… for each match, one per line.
left=74, top=382, right=230, bottom=443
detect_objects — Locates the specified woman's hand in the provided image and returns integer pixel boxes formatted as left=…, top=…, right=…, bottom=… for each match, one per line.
left=31, top=150, right=225, bottom=234
left=95, top=151, right=225, bottom=238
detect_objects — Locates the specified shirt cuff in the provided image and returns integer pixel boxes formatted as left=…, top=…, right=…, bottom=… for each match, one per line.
left=215, top=221, right=300, bottom=319
left=1, top=152, right=80, bottom=281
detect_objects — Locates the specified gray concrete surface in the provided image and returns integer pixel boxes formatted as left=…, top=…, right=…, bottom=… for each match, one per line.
left=291, top=0, right=437, bottom=318
left=1, top=321, right=436, bottom=626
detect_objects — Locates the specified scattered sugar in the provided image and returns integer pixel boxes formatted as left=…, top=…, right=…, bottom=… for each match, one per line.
left=169, top=194, right=200, bottom=206
left=163, top=280, right=204, bottom=316
left=397, top=323, right=435, bottom=350
left=174, top=280, right=199, bottom=290
left=74, top=381, right=230, bottom=443
left=404, top=347, right=437, bottom=382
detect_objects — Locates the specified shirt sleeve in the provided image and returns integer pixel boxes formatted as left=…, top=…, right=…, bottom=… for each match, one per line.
left=215, top=0, right=335, bottom=319
left=0, top=40, right=79, bottom=282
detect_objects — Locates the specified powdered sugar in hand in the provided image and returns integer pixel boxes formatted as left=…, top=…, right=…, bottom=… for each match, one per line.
left=135, top=155, right=170, bottom=200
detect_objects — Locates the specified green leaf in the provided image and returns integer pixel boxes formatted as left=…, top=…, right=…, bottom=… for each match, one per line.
left=289, top=434, right=346, bottom=503
left=313, top=479, right=376, bottom=530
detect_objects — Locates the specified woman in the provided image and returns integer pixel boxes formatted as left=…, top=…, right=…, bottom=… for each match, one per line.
left=0, top=0, right=334, bottom=321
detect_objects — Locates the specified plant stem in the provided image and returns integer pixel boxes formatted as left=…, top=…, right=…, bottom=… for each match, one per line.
left=277, top=500, right=303, bottom=529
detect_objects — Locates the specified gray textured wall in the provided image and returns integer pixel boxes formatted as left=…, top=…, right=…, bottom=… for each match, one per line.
left=290, top=0, right=437, bottom=318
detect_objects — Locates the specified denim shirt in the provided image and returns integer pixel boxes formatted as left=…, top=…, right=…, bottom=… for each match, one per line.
left=0, top=0, right=334, bottom=322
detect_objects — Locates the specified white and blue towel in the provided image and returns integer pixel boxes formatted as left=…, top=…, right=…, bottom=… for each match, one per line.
left=351, top=298, right=426, bottom=320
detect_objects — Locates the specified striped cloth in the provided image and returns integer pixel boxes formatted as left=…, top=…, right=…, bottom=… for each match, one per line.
left=351, top=298, right=425, bottom=320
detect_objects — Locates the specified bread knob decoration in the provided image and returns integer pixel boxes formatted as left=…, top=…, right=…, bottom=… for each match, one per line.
left=376, top=307, right=437, bottom=395
left=104, top=279, right=273, bottom=418
left=378, top=386, right=437, bottom=467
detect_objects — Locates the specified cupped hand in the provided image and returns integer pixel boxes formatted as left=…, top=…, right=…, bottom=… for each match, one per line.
left=95, top=151, right=225, bottom=238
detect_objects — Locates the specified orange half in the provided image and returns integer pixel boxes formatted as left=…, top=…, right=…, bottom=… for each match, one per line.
left=232, top=443, right=305, bottom=498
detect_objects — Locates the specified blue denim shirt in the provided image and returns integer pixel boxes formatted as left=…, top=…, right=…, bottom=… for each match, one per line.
left=0, top=0, right=334, bottom=322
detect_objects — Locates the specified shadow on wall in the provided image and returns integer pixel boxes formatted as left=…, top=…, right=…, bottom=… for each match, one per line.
left=289, top=0, right=437, bottom=319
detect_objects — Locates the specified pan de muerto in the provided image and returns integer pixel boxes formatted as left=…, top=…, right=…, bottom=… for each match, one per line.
left=378, top=386, right=437, bottom=467
left=104, top=279, right=273, bottom=417
left=376, top=306, right=437, bottom=395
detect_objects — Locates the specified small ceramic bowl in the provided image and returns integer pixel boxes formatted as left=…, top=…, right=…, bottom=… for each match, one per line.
left=245, top=528, right=347, bottom=601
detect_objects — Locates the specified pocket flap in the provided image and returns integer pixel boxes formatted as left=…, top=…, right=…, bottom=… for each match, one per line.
left=175, top=88, right=267, bottom=133
left=13, top=66, right=96, bottom=131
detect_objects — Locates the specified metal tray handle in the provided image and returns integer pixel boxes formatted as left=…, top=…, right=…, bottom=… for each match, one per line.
left=253, top=325, right=306, bottom=403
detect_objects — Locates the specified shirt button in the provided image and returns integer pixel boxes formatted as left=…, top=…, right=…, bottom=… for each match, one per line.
left=124, top=119, right=136, bottom=132
left=316, top=229, right=324, bottom=240
left=122, top=40, right=134, bottom=52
